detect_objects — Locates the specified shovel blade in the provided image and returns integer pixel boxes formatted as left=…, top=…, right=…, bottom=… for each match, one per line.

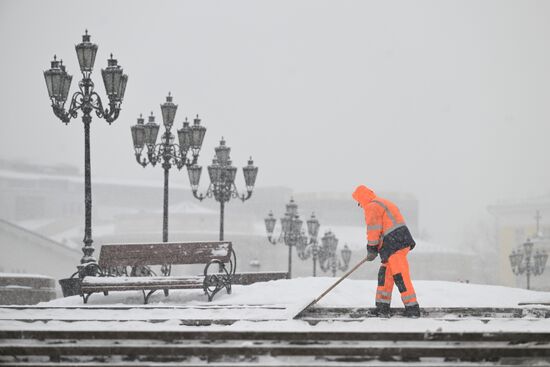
left=292, top=298, right=318, bottom=319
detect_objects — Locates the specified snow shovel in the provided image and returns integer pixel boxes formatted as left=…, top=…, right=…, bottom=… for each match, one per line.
left=293, top=255, right=371, bottom=319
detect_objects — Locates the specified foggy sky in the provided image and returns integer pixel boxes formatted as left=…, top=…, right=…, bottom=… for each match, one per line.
left=1, top=0, right=549, bottom=246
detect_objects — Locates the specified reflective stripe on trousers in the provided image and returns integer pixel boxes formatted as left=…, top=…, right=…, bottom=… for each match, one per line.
left=376, top=290, right=392, bottom=298
left=375, top=248, right=418, bottom=307
left=401, top=293, right=418, bottom=305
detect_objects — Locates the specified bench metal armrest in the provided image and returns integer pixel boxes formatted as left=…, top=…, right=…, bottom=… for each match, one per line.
left=228, top=248, right=237, bottom=275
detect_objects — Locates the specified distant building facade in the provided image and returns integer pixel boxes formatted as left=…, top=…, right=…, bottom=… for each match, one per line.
left=2, top=160, right=451, bottom=283
left=0, top=218, right=80, bottom=282
left=0, top=160, right=82, bottom=222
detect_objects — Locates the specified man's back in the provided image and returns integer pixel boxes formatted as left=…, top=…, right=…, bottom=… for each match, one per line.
left=367, top=196, right=406, bottom=234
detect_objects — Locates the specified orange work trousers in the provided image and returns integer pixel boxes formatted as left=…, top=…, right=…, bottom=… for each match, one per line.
left=375, top=248, right=418, bottom=307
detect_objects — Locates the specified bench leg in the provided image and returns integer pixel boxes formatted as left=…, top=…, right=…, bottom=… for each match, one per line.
left=207, top=290, right=215, bottom=302
left=163, top=289, right=169, bottom=297
left=83, top=293, right=93, bottom=304
left=205, top=281, right=232, bottom=301
left=143, top=290, right=157, bottom=304
left=204, top=281, right=221, bottom=302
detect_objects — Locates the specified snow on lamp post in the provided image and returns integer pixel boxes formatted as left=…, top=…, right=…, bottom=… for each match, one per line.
left=44, top=31, right=128, bottom=289
left=188, top=138, right=257, bottom=241
left=265, top=198, right=322, bottom=278
left=131, top=94, right=206, bottom=244
left=319, top=230, right=352, bottom=277
left=509, top=238, right=548, bottom=290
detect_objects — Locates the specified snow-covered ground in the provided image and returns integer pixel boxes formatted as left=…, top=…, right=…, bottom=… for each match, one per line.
left=42, top=277, right=550, bottom=308
left=1, top=278, right=550, bottom=333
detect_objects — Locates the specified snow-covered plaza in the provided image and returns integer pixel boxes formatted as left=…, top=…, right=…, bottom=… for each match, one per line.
left=2, top=278, right=550, bottom=332
left=2, top=278, right=550, bottom=365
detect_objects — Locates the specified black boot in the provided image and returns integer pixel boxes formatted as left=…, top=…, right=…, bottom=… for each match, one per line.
left=404, top=304, right=421, bottom=318
left=374, top=302, right=391, bottom=318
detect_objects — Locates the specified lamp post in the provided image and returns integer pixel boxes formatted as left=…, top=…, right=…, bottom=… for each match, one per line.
left=187, top=138, right=258, bottom=241
left=44, top=30, right=128, bottom=279
left=295, top=213, right=322, bottom=276
left=509, top=238, right=548, bottom=290
left=318, top=230, right=352, bottom=277
left=264, top=198, right=320, bottom=278
left=131, top=94, right=206, bottom=243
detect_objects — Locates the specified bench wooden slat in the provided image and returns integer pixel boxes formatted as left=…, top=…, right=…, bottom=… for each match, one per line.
left=82, top=283, right=205, bottom=293
left=82, top=276, right=204, bottom=287
left=98, top=241, right=232, bottom=268
left=82, top=276, right=205, bottom=293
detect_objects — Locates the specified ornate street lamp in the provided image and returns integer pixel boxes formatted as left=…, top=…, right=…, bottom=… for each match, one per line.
left=44, top=31, right=127, bottom=280
left=295, top=213, right=323, bottom=276
left=131, top=94, right=206, bottom=243
left=265, top=198, right=321, bottom=278
left=319, top=230, right=352, bottom=277
left=510, top=238, right=548, bottom=290
left=188, top=138, right=257, bottom=241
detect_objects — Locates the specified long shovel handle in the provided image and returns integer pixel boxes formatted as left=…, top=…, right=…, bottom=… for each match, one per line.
left=296, top=255, right=370, bottom=316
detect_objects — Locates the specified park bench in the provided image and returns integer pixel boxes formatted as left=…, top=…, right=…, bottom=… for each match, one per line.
left=78, top=241, right=289, bottom=304
left=80, top=241, right=235, bottom=304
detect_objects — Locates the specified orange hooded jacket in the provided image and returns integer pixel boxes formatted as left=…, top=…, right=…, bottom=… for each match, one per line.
left=352, top=185, right=416, bottom=262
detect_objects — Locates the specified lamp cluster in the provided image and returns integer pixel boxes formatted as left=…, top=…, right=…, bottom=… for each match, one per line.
left=131, top=94, right=206, bottom=169
left=43, top=31, right=129, bottom=277
left=509, top=238, right=548, bottom=290
left=188, top=138, right=258, bottom=203
left=129, top=93, right=207, bottom=245
left=44, top=30, right=128, bottom=124
left=265, top=198, right=352, bottom=278
left=188, top=138, right=258, bottom=241
left=318, top=230, right=352, bottom=277
left=265, top=198, right=317, bottom=248
left=265, top=198, right=351, bottom=278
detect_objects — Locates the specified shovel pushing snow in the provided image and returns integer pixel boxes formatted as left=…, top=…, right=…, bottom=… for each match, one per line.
left=293, top=255, right=371, bottom=319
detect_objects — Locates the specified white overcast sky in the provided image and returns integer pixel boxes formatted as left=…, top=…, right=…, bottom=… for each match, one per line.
left=1, top=0, right=549, bottom=246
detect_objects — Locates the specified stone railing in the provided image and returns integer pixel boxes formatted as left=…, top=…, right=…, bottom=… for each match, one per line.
left=0, top=274, right=56, bottom=305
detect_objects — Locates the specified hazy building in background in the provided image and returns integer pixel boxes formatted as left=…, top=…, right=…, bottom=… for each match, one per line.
left=0, top=218, right=80, bottom=280
left=0, top=159, right=497, bottom=287
left=488, top=198, right=550, bottom=290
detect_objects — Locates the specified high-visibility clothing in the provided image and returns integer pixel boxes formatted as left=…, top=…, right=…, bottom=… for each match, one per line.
left=352, top=185, right=416, bottom=262
left=376, top=248, right=418, bottom=307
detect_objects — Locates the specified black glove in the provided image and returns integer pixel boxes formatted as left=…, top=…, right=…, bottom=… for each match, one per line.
left=366, top=252, right=378, bottom=261
left=366, top=244, right=378, bottom=261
